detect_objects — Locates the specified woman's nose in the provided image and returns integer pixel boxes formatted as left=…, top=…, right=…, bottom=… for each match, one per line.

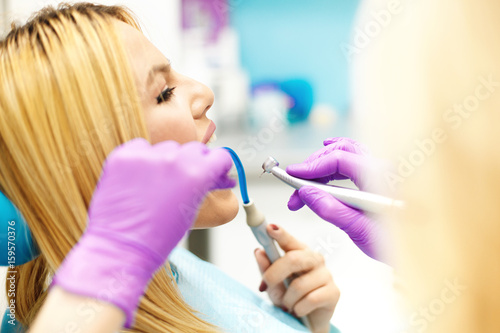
left=188, top=78, right=214, bottom=119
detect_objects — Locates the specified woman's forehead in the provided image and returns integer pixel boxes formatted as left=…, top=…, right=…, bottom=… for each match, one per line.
left=115, top=20, right=168, bottom=86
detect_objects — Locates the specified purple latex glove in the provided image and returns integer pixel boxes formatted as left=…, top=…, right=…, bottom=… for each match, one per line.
left=52, top=138, right=235, bottom=327
left=287, top=137, right=383, bottom=260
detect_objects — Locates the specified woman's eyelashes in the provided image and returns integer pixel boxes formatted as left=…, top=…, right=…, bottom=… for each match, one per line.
left=156, top=87, right=176, bottom=104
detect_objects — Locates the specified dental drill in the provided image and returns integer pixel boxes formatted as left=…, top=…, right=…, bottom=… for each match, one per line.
left=262, top=156, right=405, bottom=214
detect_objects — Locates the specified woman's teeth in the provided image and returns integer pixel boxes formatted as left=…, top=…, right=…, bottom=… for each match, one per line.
left=207, top=133, right=217, bottom=145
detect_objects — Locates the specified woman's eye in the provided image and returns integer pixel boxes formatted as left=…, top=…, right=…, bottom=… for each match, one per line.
left=156, top=87, right=176, bottom=104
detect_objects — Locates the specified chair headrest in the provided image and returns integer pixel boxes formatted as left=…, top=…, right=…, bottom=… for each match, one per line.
left=0, top=191, right=40, bottom=266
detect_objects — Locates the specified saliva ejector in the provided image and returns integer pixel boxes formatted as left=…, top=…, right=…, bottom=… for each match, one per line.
left=223, top=148, right=312, bottom=331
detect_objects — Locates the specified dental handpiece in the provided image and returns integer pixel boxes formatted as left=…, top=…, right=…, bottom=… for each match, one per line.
left=262, top=156, right=404, bottom=214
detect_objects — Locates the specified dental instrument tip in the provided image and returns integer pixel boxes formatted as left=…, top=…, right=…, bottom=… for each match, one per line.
left=262, top=156, right=279, bottom=173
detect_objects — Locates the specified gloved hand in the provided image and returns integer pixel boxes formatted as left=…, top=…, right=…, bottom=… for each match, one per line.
left=286, top=137, right=384, bottom=261
left=52, top=138, right=235, bottom=327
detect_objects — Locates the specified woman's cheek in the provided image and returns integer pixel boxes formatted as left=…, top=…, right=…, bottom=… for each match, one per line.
left=146, top=109, right=198, bottom=144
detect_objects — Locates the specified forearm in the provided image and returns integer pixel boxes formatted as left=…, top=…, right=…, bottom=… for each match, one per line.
left=314, top=323, right=338, bottom=333
left=29, top=286, right=125, bottom=333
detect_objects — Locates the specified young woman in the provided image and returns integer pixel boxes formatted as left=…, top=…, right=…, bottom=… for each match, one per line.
left=0, top=3, right=339, bottom=333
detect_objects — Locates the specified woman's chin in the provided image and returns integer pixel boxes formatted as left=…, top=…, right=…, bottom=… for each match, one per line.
left=192, top=189, right=239, bottom=229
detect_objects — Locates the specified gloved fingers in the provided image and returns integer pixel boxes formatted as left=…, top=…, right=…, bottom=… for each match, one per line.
left=114, top=137, right=152, bottom=154
left=314, top=175, right=348, bottom=184
left=104, top=139, right=175, bottom=173
left=297, top=186, right=364, bottom=230
left=287, top=190, right=305, bottom=211
left=300, top=137, right=364, bottom=166
left=155, top=141, right=235, bottom=191
left=287, top=150, right=366, bottom=187
left=284, top=137, right=369, bottom=190
left=152, top=139, right=182, bottom=161
left=297, top=185, right=379, bottom=259
left=101, top=138, right=152, bottom=173
left=207, top=147, right=236, bottom=177
left=176, top=141, right=209, bottom=162
left=341, top=220, right=379, bottom=260
left=203, top=148, right=237, bottom=190
left=323, top=137, right=370, bottom=155
left=152, top=139, right=180, bottom=150
left=323, top=137, right=346, bottom=146
left=95, top=138, right=154, bottom=193
left=209, top=175, right=236, bottom=190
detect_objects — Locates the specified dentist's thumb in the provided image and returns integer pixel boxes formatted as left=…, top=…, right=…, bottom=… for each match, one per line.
left=296, top=186, right=381, bottom=260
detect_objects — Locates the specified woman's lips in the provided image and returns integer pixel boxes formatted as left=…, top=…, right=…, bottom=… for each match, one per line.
left=202, top=120, right=216, bottom=144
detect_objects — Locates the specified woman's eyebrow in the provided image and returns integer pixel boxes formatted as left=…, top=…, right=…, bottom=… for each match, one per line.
left=146, top=62, right=171, bottom=87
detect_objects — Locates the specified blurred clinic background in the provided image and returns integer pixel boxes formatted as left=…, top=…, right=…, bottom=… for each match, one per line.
left=0, top=1, right=404, bottom=332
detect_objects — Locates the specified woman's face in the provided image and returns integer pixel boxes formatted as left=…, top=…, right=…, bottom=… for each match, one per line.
left=117, top=21, right=239, bottom=228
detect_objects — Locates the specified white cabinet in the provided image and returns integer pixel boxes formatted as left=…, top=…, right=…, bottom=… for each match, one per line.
left=0, top=0, right=8, bottom=36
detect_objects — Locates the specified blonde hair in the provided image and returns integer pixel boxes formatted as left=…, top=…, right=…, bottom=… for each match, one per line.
left=0, top=3, right=218, bottom=332
left=354, top=0, right=500, bottom=332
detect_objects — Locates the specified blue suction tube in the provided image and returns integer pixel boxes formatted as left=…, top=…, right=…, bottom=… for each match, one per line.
left=223, top=147, right=250, bottom=204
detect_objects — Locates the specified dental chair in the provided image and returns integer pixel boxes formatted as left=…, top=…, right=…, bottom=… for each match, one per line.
left=0, top=192, right=39, bottom=332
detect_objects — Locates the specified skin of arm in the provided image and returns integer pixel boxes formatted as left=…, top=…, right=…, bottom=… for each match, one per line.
left=29, top=286, right=125, bottom=333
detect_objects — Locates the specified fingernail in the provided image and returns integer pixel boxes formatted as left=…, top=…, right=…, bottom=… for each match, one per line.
left=259, top=281, right=268, bottom=292
left=254, top=248, right=258, bottom=255
left=270, top=224, right=279, bottom=231
left=281, top=306, right=289, bottom=313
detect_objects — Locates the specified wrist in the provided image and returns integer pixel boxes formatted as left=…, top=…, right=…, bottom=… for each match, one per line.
left=52, top=231, right=162, bottom=327
left=312, top=324, right=331, bottom=333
